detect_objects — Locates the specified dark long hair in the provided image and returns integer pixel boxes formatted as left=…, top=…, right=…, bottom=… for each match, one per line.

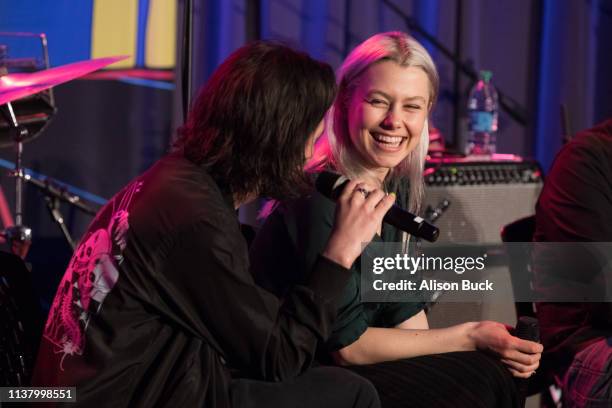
left=173, top=41, right=336, bottom=201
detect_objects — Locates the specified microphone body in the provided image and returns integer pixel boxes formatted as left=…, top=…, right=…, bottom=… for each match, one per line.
left=315, top=171, right=440, bottom=242
left=513, top=316, right=540, bottom=408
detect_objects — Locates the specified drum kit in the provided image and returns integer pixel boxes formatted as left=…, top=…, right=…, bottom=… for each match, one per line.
left=0, top=46, right=126, bottom=256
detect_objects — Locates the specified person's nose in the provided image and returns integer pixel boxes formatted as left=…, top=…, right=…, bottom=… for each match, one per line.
left=381, top=107, right=402, bottom=130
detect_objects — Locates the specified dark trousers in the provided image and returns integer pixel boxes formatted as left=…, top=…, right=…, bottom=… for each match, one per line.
left=230, top=366, right=381, bottom=408
left=346, top=351, right=520, bottom=408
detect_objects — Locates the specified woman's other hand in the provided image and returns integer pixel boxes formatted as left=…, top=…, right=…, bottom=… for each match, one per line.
left=467, top=321, right=543, bottom=378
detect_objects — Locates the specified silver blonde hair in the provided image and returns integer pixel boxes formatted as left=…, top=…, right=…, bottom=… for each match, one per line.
left=307, top=31, right=439, bottom=215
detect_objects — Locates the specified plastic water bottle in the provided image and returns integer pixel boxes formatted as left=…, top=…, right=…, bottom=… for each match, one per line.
left=465, top=70, right=499, bottom=156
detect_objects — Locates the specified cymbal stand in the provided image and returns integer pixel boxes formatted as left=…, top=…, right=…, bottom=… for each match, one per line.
left=18, top=175, right=99, bottom=251
left=43, top=195, right=74, bottom=250
left=1, top=101, right=33, bottom=246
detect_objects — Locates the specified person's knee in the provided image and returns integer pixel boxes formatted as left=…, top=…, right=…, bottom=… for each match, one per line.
left=353, top=375, right=380, bottom=408
left=230, top=367, right=380, bottom=408
left=311, top=367, right=381, bottom=408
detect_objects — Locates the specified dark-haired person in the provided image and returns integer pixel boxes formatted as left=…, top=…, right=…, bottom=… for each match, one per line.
left=534, top=119, right=612, bottom=407
left=32, top=41, right=394, bottom=407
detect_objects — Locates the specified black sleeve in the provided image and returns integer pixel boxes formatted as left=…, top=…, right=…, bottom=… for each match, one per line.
left=251, top=195, right=372, bottom=352
left=375, top=301, right=425, bottom=327
left=161, top=218, right=352, bottom=382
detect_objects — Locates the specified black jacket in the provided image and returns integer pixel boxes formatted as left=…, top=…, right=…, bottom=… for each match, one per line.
left=33, top=153, right=351, bottom=407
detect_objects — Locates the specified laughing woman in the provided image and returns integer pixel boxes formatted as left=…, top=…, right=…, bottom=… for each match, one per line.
left=250, top=32, right=541, bottom=408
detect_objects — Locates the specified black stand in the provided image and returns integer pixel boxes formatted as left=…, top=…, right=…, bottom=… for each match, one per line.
left=44, top=196, right=74, bottom=250
left=181, top=0, right=194, bottom=121
left=20, top=174, right=98, bottom=250
left=1, top=103, right=98, bottom=251
left=0, top=103, right=32, bottom=248
left=381, top=0, right=528, bottom=127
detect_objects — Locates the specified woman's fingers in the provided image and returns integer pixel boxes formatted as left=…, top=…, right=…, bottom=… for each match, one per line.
left=500, top=358, right=540, bottom=374
left=338, top=179, right=361, bottom=203
left=363, top=189, right=386, bottom=210
left=506, top=367, right=537, bottom=379
left=499, top=348, right=541, bottom=366
left=496, top=333, right=542, bottom=379
left=513, top=338, right=544, bottom=354
left=349, top=182, right=374, bottom=205
left=374, top=192, right=395, bottom=215
left=325, top=179, right=395, bottom=268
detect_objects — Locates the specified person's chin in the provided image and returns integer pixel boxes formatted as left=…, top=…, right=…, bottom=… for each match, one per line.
left=368, top=148, right=409, bottom=167
left=366, top=155, right=404, bottom=172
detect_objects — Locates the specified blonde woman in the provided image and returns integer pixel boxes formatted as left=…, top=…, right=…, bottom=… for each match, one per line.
left=251, top=32, right=541, bottom=407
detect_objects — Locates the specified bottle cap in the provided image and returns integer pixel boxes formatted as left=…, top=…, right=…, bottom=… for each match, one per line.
left=480, top=70, right=493, bottom=83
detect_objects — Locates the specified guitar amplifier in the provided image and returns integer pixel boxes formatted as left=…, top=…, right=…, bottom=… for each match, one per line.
left=423, top=159, right=543, bottom=330
left=423, top=159, right=543, bottom=245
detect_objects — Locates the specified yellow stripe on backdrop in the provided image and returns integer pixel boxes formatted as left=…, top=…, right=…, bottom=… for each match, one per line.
left=145, top=0, right=177, bottom=68
left=91, top=0, right=138, bottom=69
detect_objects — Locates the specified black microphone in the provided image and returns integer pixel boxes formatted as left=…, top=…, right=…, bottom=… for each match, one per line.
left=315, top=171, right=440, bottom=242
left=513, top=316, right=540, bottom=408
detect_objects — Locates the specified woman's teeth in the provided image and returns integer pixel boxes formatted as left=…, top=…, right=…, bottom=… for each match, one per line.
left=372, top=133, right=404, bottom=147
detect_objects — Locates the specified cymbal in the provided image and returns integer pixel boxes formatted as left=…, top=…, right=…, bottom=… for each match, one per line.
left=0, top=92, right=54, bottom=147
left=0, top=55, right=128, bottom=107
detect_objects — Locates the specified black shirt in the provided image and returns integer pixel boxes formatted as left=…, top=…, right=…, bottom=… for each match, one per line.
left=33, top=153, right=352, bottom=407
left=250, top=178, right=424, bottom=354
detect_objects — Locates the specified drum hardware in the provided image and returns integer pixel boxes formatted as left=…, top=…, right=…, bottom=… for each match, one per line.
left=0, top=102, right=33, bottom=252
left=0, top=33, right=56, bottom=148
left=13, top=171, right=100, bottom=250
left=0, top=52, right=126, bottom=254
left=0, top=157, right=105, bottom=252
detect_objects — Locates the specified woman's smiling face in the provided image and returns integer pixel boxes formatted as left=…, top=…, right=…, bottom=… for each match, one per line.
left=346, top=60, right=430, bottom=179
